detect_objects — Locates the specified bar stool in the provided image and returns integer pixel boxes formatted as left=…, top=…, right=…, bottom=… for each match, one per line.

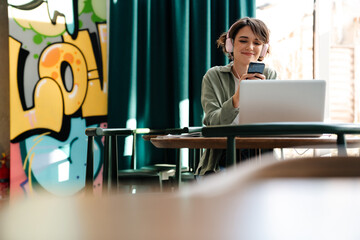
left=139, top=127, right=203, bottom=187
left=85, top=126, right=202, bottom=194
left=85, top=127, right=162, bottom=194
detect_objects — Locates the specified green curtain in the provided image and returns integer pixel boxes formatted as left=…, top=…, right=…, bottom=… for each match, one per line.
left=108, top=0, right=256, bottom=169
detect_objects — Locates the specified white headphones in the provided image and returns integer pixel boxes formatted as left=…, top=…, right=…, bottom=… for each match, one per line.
left=225, top=23, right=269, bottom=60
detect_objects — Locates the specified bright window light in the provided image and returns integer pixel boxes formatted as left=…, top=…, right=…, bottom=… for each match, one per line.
left=58, top=161, right=69, bottom=182
left=124, top=118, right=136, bottom=156
left=179, top=99, right=189, bottom=168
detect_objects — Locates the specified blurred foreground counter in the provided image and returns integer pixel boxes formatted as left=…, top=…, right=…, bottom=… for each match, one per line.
left=2, top=160, right=360, bottom=240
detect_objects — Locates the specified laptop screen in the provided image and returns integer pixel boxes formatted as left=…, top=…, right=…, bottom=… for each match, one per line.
left=238, top=80, right=326, bottom=124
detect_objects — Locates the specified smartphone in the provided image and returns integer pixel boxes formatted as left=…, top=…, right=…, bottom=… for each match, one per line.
left=247, top=62, right=265, bottom=74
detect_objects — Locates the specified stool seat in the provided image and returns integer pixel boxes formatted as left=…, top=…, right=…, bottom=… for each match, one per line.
left=117, top=169, right=162, bottom=193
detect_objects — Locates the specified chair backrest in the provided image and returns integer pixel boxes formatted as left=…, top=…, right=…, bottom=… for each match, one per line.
left=250, top=156, right=360, bottom=179
left=180, top=155, right=360, bottom=199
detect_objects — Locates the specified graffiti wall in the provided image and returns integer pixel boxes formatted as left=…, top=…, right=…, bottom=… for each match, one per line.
left=8, top=0, right=107, bottom=197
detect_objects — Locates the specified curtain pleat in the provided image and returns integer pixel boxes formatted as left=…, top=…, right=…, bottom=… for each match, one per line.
left=108, top=0, right=255, bottom=169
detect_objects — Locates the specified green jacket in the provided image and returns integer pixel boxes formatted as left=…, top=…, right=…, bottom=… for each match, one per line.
left=197, top=62, right=278, bottom=175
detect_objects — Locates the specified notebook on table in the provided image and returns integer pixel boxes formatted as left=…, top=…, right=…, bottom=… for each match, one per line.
left=238, top=79, right=326, bottom=136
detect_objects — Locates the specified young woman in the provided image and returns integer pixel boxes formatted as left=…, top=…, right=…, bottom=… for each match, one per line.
left=197, top=17, right=278, bottom=175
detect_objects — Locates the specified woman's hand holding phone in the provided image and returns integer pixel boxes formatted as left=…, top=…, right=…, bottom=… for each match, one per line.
left=241, top=73, right=265, bottom=80
left=245, top=62, right=265, bottom=80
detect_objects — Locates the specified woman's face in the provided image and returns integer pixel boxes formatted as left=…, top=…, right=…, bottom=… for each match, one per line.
left=232, top=26, right=264, bottom=66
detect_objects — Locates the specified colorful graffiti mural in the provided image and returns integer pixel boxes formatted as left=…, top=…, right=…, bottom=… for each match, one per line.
left=8, top=0, right=107, bottom=197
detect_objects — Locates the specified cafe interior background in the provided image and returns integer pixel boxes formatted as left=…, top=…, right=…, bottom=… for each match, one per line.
left=0, top=0, right=359, bottom=198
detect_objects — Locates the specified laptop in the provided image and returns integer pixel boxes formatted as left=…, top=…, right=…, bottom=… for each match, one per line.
left=238, top=79, right=326, bottom=124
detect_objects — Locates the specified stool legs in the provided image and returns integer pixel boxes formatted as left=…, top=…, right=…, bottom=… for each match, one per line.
left=85, top=136, right=94, bottom=195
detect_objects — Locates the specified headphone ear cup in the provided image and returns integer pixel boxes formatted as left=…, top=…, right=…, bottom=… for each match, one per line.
left=259, top=44, right=269, bottom=58
left=225, top=38, right=234, bottom=53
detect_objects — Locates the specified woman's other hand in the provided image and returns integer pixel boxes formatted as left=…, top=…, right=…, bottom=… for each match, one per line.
left=232, top=73, right=265, bottom=108
left=241, top=73, right=266, bottom=80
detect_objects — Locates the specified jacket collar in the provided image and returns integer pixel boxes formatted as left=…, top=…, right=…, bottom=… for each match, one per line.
left=219, top=62, right=233, bottom=73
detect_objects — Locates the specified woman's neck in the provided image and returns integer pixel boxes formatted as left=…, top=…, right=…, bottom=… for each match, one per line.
left=232, top=61, right=247, bottom=78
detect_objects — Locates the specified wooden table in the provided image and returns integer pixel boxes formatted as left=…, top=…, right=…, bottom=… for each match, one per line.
left=150, top=135, right=360, bottom=150
left=147, top=135, right=360, bottom=184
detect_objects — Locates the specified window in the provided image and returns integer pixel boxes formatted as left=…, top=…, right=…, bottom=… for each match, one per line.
left=257, top=0, right=360, bottom=123
left=256, top=0, right=314, bottom=80
left=327, top=0, right=360, bottom=123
